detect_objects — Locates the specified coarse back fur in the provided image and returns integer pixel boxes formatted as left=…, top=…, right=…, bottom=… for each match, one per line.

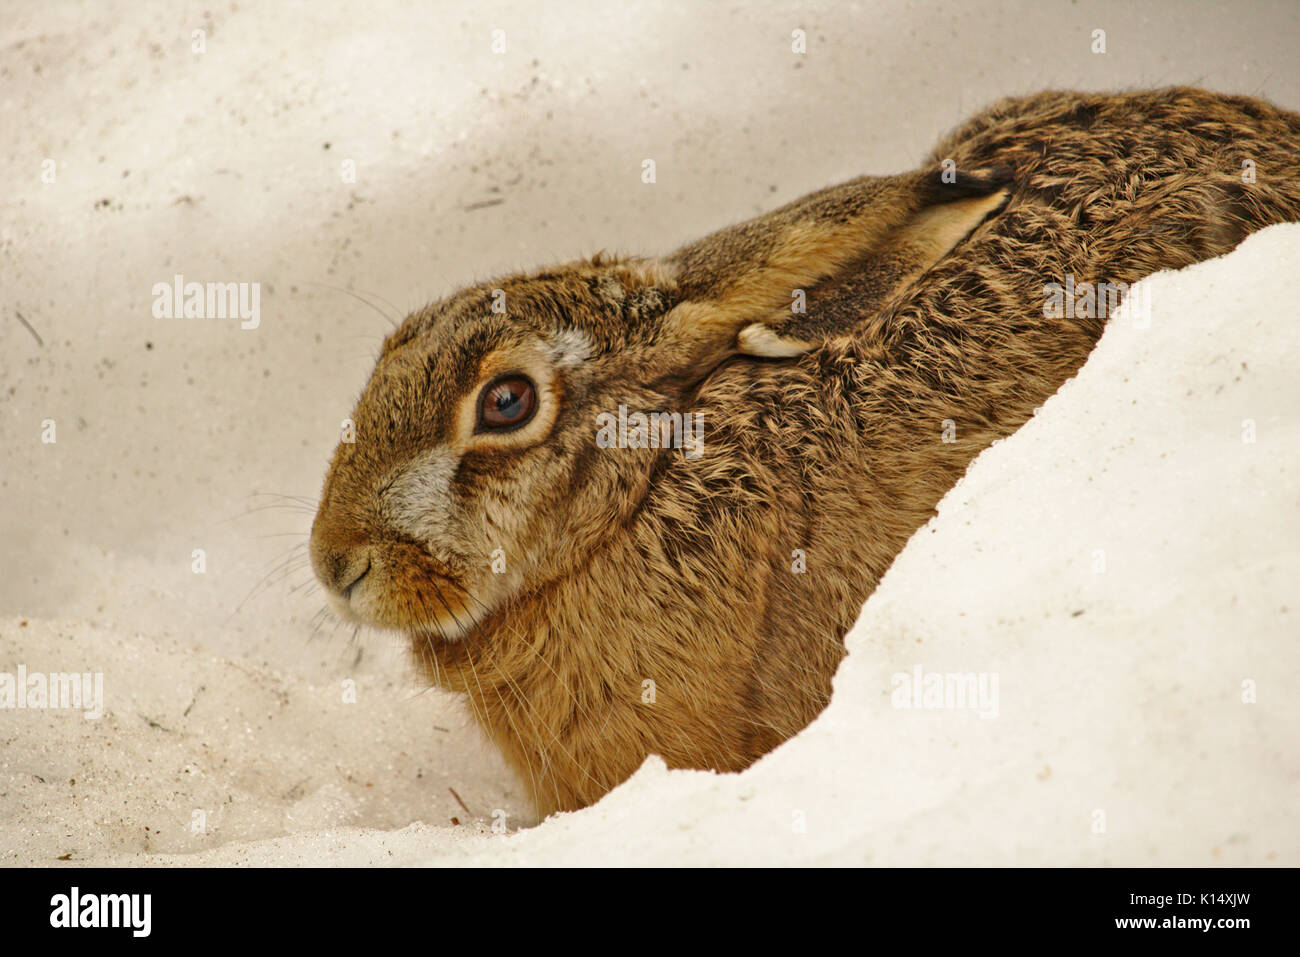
left=311, top=87, right=1300, bottom=816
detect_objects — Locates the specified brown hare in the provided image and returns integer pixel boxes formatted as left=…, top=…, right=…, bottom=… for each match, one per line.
left=310, top=87, right=1300, bottom=816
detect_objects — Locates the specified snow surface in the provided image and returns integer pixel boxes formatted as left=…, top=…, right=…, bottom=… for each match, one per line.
left=3, top=1, right=1298, bottom=867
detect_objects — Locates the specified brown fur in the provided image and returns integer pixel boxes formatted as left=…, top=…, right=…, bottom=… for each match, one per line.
left=310, top=87, right=1300, bottom=816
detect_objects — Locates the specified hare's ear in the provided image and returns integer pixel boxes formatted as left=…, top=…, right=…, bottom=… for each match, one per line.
left=653, top=166, right=1011, bottom=370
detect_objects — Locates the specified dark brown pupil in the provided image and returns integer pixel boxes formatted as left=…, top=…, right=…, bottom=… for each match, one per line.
left=482, top=377, right=535, bottom=428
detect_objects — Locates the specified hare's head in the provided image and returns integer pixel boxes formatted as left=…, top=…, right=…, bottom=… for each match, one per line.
left=309, top=166, right=1010, bottom=646
left=309, top=257, right=697, bottom=643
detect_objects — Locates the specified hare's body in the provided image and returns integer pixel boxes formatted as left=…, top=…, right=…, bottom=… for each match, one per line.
left=312, top=88, right=1300, bottom=815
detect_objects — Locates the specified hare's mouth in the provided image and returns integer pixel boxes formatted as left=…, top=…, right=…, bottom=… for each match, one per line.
left=318, top=544, right=482, bottom=638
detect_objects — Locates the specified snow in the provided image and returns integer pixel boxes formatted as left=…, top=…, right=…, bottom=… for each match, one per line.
left=3, top=1, right=1298, bottom=867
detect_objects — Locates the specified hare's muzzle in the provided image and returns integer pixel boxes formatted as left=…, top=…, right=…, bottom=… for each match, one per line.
left=309, top=503, right=478, bottom=640
left=312, top=543, right=371, bottom=601
left=308, top=511, right=373, bottom=620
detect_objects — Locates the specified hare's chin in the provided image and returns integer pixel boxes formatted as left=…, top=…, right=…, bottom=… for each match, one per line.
left=322, top=586, right=483, bottom=642
left=412, top=609, right=481, bottom=644
left=323, top=591, right=367, bottom=625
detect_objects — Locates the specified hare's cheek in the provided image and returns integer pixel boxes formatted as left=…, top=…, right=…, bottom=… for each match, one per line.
left=380, top=448, right=461, bottom=545
left=452, top=451, right=535, bottom=532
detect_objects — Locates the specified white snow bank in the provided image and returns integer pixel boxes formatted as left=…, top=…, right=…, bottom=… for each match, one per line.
left=8, top=223, right=1295, bottom=867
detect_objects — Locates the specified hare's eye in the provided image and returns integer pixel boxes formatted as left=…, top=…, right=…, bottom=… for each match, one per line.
left=478, top=375, right=537, bottom=431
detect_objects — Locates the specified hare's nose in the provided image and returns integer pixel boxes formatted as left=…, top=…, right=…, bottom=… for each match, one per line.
left=336, top=556, right=371, bottom=597
left=312, top=544, right=372, bottom=599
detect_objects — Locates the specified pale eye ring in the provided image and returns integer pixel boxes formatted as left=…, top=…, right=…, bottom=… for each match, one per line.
left=477, top=375, right=537, bottom=431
